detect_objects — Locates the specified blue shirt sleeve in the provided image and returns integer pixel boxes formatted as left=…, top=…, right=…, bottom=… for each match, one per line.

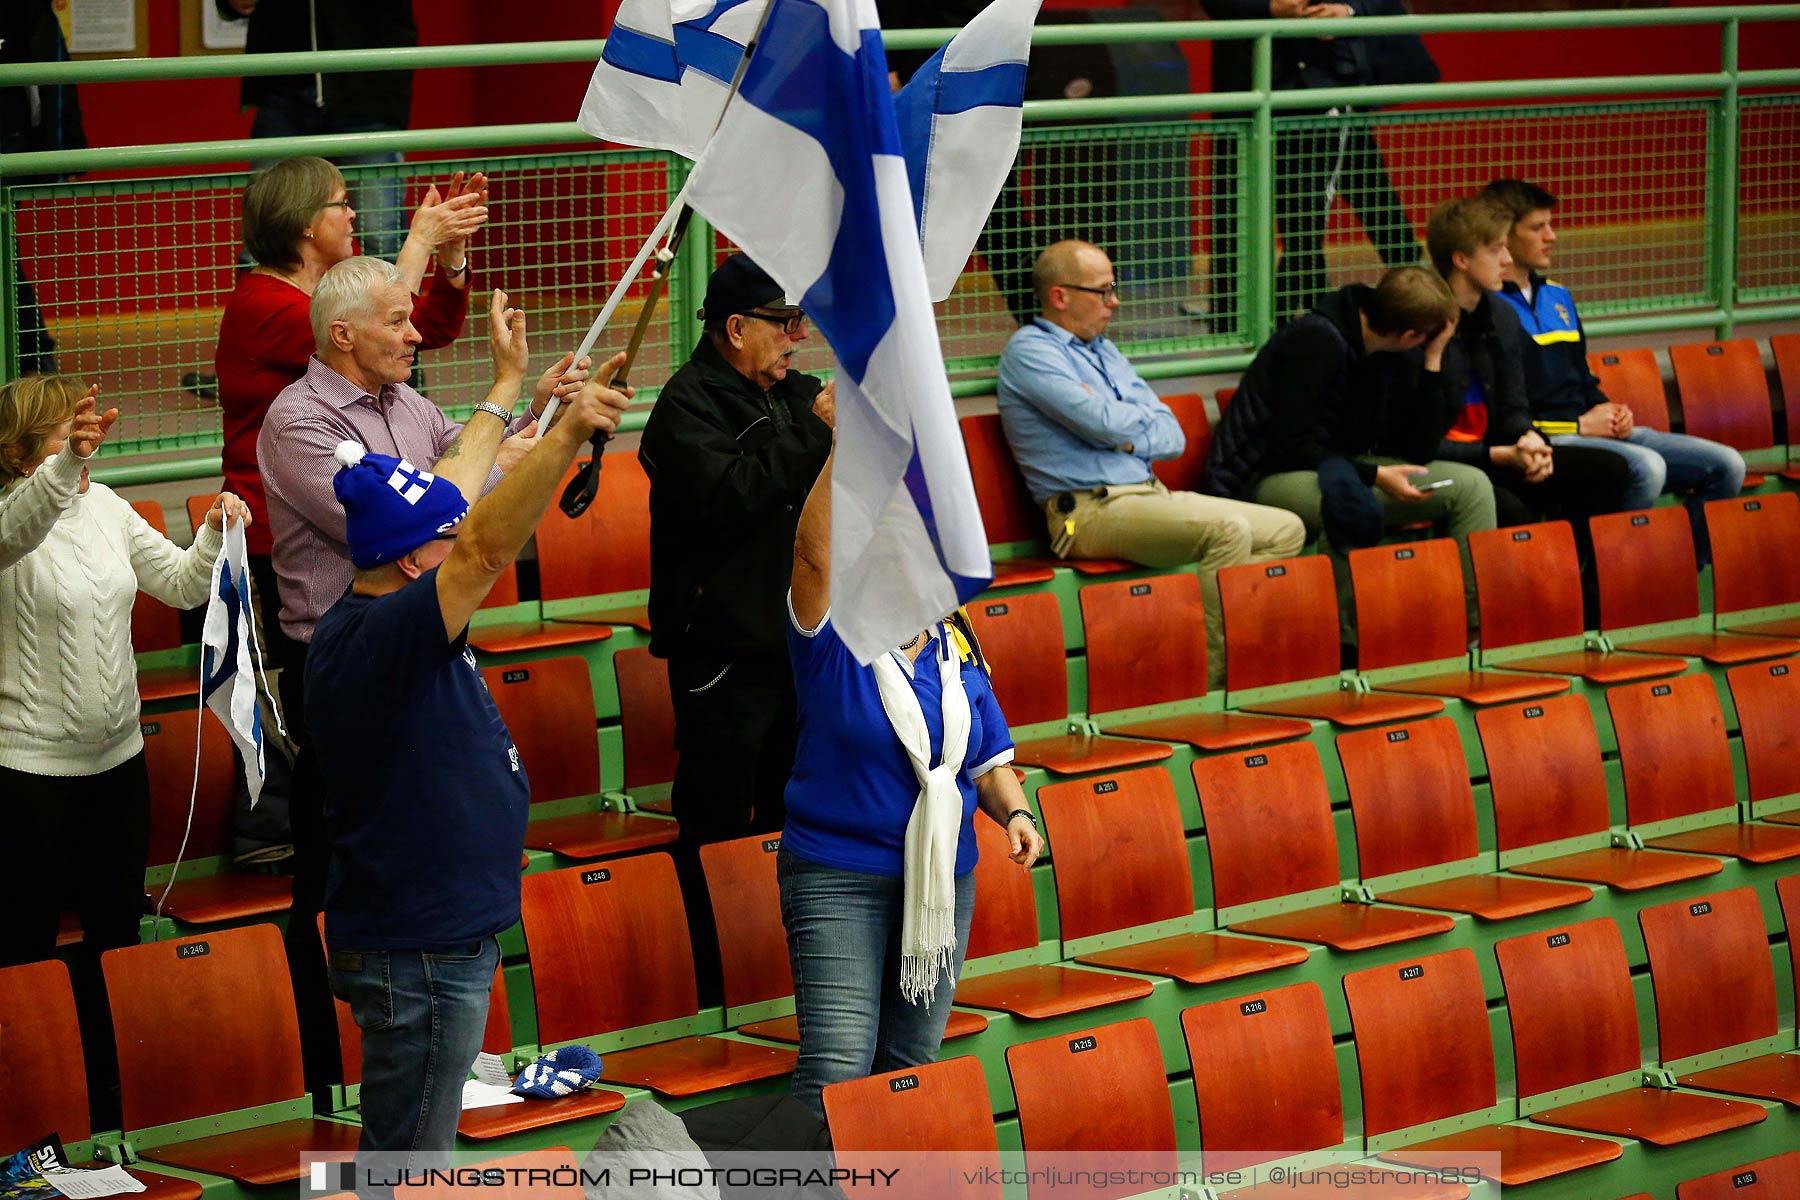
left=964, top=661, right=1014, bottom=777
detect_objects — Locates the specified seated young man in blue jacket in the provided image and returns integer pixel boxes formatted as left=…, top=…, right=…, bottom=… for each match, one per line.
left=1481, top=177, right=1744, bottom=561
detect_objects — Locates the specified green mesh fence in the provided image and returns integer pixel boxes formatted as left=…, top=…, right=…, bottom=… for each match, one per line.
left=8, top=148, right=681, bottom=457
left=5, top=95, right=1796, bottom=461
left=1739, top=94, right=1800, bottom=304
left=1272, top=99, right=1716, bottom=321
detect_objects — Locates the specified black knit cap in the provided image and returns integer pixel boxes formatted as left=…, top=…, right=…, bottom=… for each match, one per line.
left=698, top=253, right=792, bottom=320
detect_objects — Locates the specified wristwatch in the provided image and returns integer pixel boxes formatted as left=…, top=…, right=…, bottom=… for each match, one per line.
left=474, top=401, right=513, bottom=423
left=1005, top=808, right=1038, bottom=830
left=444, top=256, right=471, bottom=280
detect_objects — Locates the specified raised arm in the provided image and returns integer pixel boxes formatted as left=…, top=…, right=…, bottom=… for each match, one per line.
left=433, top=362, right=631, bottom=641
left=790, top=434, right=834, bottom=633
left=430, top=290, right=529, bottom=502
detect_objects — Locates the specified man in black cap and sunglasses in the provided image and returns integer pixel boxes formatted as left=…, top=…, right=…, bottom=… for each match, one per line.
left=639, top=252, right=834, bottom=1001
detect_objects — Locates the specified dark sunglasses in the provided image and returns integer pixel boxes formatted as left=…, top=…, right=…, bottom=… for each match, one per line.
left=740, top=309, right=807, bottom=335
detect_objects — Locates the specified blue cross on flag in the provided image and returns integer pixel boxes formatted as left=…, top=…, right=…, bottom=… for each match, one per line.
left=684, top=0, right=995, bottom=662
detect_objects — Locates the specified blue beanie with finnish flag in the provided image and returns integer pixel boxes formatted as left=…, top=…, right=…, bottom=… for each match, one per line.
left=332, top=440, right=469, bottom=569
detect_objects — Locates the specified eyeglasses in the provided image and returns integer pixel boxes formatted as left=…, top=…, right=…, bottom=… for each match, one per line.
left=320, top=200, right=354, bottom=211
left=740, top=309, right=807, bottom=335
left=1061, top=282, right=1119, bottom=300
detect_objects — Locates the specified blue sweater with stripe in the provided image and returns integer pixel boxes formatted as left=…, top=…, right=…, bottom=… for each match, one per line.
left=1494, top=273, right=1609, bottom=434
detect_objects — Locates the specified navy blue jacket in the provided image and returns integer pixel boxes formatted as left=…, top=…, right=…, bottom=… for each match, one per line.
left=1493, top=273, right=1606, bottom=432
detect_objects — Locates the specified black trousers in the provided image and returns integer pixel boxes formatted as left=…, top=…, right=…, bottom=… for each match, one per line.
left=667, top=652, right=798, bottom=1006
left=270, top=622, right=341, bottom=1092
left=0, top=753, right=151, bottom=1128
left=1211, top=112, right=1419, bottom=327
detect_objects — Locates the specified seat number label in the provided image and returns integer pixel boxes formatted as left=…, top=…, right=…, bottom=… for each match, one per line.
left=1734, top=1171, right=1758, bottom=1187
left=1244, top=754, right=1268, bottom=768
left=177, top=941, right=210, bottom=959
left=1240, top=999, right=1267, bottom=1016
left=1547, top=932, right=1572, bottom=948
left=1069, top=1035, right=1098, bottom=1054
left=762, top=839, right=781, bottom=853
left=581, top=868, right=612, bottom=885
left=1524, top=706, right=1544, bottom=718
left=889, top=1074, right=919, bottom=1093
left=986, top=604, right=1008, bottom=616
left=1130, top=584, right=1151, bottom=596
left=1746, top=500, right=1762, bottom=511
left=1631, top=514, right=1649, bottom=526
left=1652, top=684, right=1672, bottom=696
left=1772, top=665, right=1790, bottom=677
left=1386, top=729, right=1409, bottom=742
left=1513, top=530, right=1531, bottom=541
left=144, top=721, right=161, bottom=736
left=1395, top=548, right=1414, bottom=560
left=503, top=669, right=529, bottom=683
left=1093, top=780, right=1118, bottom=794
left=1689, top=901, right=1712, bottom=916
left=1399, top=964, right=1424, bottom=981
left=1266, top=565, right=1286, bottom=578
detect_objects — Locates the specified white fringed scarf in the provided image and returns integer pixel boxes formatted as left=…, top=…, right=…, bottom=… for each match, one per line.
left=871, top=623, right=971, bottom=1005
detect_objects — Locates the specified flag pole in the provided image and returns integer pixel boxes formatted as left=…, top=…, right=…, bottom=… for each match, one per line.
left=549, top=0, right=779, bottom=519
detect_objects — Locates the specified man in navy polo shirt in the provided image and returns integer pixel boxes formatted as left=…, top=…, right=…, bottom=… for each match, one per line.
left=306, top=291, right=630, bottom=1183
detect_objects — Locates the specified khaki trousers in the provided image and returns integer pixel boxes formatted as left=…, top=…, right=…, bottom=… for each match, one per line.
left=1046, top=480, right=1309, bottom=688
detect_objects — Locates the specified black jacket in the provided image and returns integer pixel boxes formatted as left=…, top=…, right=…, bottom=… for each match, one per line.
left=0, top=0, right=85, bottom=181
left=1433, top=292, right=1533, bottom=468
left=639, top=339, right=833, bottom=663
left=1202, top=0, right=1439, bottom=98
left=1205, top=283, right=1455, bottom=500
left=218, top=0, right=416, bottom=129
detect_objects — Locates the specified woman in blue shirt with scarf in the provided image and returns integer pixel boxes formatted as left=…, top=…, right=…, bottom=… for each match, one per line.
left=781, top=444, right=1042, bottom=1119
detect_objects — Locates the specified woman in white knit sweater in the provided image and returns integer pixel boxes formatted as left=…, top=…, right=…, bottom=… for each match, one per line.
left=0, top=375, right=249, bottom=1021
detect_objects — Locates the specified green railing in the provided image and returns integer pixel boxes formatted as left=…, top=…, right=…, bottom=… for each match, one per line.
left=1, top=6, right=1797, bottom=484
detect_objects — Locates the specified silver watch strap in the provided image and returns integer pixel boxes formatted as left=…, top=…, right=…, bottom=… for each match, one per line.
left=474, top=401, right=514, bottom=423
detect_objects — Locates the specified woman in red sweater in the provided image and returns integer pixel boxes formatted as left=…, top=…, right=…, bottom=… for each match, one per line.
left=214, top=155, right=485, bottom=583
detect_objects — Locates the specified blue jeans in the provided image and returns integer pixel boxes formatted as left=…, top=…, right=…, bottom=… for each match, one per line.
left=327, top=937, right=497, bottom=1191
left=1552, top=427, right=1745, bottom=561
left=778, top=850, right=977, bottom=1120
left=248, top=86, right=407, bottom=260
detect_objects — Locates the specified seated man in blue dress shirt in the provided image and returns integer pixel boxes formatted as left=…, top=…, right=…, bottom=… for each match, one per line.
left=996, top=240, right=1307, bottom=686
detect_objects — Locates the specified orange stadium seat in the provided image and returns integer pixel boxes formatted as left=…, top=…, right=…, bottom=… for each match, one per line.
left=964, top=590, right=1171, bottom=774
left=128, top=499, right=200, bottom=702
left=959, top=413, right=1128, bottom=584
left=1337, top=717, right=1591, bottom=920
left=1781, top=874, right=1800, bottom=1013
left=1349, top=538, right=1569, bottom=705
left=1148, top=392, right=1211, bottom=492
left=1474, top=696, right=1722, bottom=891
left=1608, top=672, right=1800, bottom=863
left=613, top=644, right=675, bottom=814
left=1774, top=332, right=1800, bottom=478
left=139, top=707, right=292, bottom=924
left=1342, top=946, right=1622, bottom=1186
left=1638, top=886, right=1800, bottom=1107
left=0, top=959, right=204, bottom=1200
left=1588, top=348, right=1671, bottom=432
left=1007, top=1017, right=1178, bottom=1200
left=1724, top=657, right=1800, bottom=826
left=822, top=1057, right=1003, bottom=1200
left=519, top=853, right=796, bottom=1097
left=1494, top=916, right=1764, bottom=1146
left=1677, top=1154, right=1800, bottom=1200
left=1078, top=573, right=1309, bottom=750
left=1670, top=338, right=1776, bottom=484
left=1468, top=520, right=1683, bottom=682
left=1184, top=980, right=1470, bottom=1197
left=1706, top=491, right=1800, bottom=638
left=952, top=818, right=1154, bottom=1019
left=103, top=924, right=360, bottom=1183
left=1034, top=766, right=1309, bottom=983
left=1588, top=506, right=1799, bottom=661
left=699, top=831, right=987, bottom=1046
left=1216, top=555, right=1445, bottom=727
left=481, top=656, right=677, bottom=860
left=1191, top=740, right=1455, bottom=951
left=534, top=455, right=653, bottom=630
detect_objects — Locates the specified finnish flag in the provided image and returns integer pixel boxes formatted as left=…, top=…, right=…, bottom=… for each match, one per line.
left=577, top=0, right=770, bottom=161
left=200, top=519, right=266, bottom=806
left=893, top=0, right=1041, bottom=300
left=685, top=0, right=994, bottom=663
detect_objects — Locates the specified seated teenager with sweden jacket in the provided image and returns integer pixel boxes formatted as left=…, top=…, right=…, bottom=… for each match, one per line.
left=1204, top=265, right=1495, bottom=629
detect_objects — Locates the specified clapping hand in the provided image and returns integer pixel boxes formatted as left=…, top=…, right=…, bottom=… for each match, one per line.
left=67, top=385, right=119, bottom=459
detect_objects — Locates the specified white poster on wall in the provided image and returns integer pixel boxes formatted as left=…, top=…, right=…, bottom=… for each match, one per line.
left=202, top=3, right=248, bottom=50
left=67, top=0, right=137, bottom=54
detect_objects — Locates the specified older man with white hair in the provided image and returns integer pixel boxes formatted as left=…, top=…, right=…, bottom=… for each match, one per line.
left=258, top=254, right=614, bottom=1090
